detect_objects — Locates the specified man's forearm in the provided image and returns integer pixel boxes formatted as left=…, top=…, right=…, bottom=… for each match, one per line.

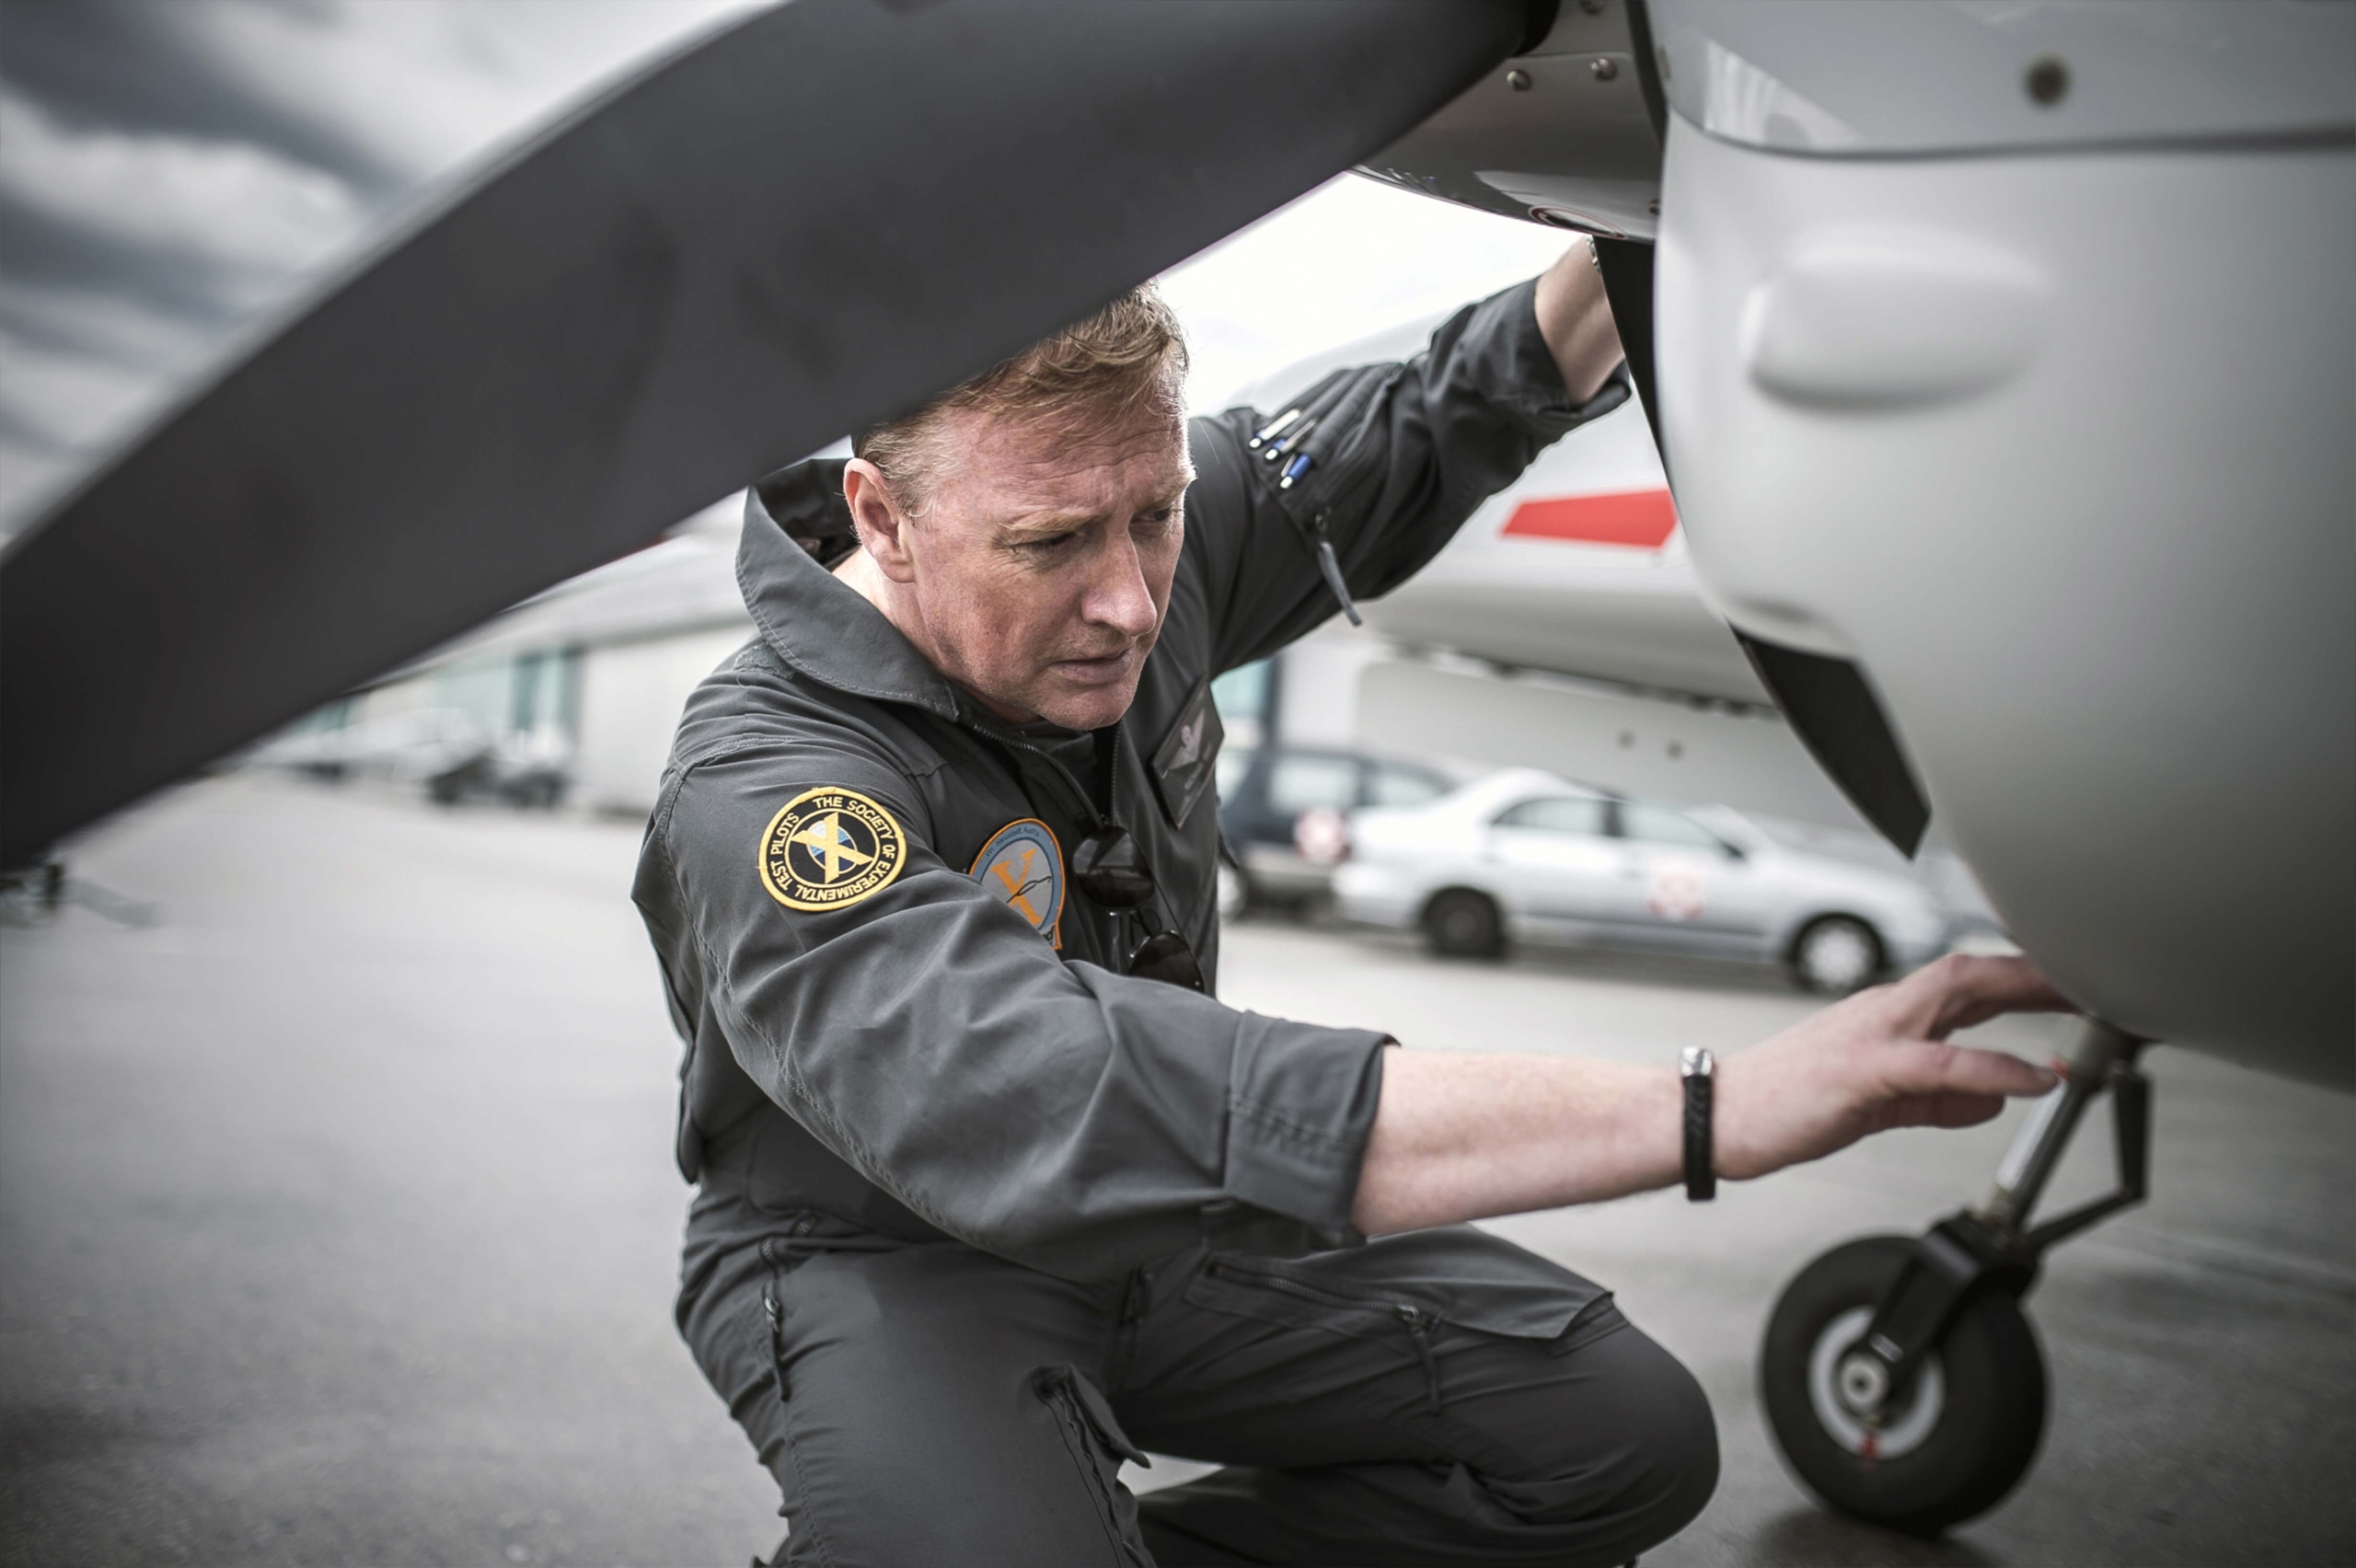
left=1351, top=1049, right=1680, bottom=1235
left=1347, top=955, right=2069, bottom=1238
left=1533, top=241, right=1626, bottom=405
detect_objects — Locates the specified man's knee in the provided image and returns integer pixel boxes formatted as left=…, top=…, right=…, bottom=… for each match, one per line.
left=1484, top=1314, right=1719, bottom=1557
left=1590, top=1320, right=1719, bottom=1545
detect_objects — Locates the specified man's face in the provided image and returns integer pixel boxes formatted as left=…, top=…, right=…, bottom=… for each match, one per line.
left=875, top=402, right=1192, bottom=731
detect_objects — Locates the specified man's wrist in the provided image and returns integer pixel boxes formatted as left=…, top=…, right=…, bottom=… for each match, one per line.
left=1533, top=244, right=1623, bottom=404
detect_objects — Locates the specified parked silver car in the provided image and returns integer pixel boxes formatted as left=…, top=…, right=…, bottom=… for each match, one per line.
left=1334, top=768, right=1950, bottom=992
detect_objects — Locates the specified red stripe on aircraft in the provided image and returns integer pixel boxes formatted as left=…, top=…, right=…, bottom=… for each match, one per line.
left=1501, top=489, right=1678, bottom=548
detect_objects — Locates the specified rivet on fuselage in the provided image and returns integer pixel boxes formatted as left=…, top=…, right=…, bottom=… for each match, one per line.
left=2026, top=56, right=2069, bottom=106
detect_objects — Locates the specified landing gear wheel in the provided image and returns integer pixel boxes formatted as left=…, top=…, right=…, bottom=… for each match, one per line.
left=1761, top=1236, right=2046, bottom=1537
left=1423, top=889, right=1504, bottom=959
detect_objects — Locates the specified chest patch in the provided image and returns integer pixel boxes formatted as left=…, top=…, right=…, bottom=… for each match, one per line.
left=1148, top=678, right=1225, bottom=830
left=757, top=787, right=907, bottom=913
left=969, top=818, right=1065, bottom=949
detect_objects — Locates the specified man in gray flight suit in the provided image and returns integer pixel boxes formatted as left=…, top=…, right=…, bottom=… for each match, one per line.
left=632, top=242, right=2066, bottom=1566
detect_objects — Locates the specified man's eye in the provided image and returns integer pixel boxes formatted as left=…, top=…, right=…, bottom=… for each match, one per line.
left=1020, top=532, right=1080, bottom=554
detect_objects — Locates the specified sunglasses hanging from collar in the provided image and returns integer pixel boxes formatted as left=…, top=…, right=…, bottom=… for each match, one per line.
left=1069, top=824, right=1206, bottom=991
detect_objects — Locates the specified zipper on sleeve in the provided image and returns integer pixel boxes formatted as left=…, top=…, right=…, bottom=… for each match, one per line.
left=1307, top=510, right=1363, bottom=627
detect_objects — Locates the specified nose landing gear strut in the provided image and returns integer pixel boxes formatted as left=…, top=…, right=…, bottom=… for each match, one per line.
left=1760, top=1020, right=2152, bottom=1536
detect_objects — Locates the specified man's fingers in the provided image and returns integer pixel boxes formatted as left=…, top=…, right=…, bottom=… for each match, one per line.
left=1895, top=953, right=2075, bottom=1038
left=1925, top=1090, right=2006, bottom=1128
left=1880, top=1090, right=2007, bottom=1131
left=1884, top=1040, right=2060, bottom=1100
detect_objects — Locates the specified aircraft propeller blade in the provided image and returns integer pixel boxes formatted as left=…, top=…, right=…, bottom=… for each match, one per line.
left=0, top=0, right=1535, bottom=869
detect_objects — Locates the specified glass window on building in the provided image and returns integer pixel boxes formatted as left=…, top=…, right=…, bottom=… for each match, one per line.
left=512, top=649, right=581, bottom=742
left=1211, top=659, right=1272, bottom=733
left=1216, top=746, right=1256, bottom=801
left=433, top=658, right=519, bottom=737
left=431, top=650, right=581, bottom=747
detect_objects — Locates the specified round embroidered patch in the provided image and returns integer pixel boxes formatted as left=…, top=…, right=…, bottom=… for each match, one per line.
left=969, top=817, right=1065, bottom=949
left=756, top=787, right=907, bottom=912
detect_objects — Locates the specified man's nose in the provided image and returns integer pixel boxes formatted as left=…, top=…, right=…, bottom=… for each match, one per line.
left=1080, top=537, right=1159, bottom=640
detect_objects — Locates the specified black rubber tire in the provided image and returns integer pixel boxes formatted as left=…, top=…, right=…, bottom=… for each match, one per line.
left=1761, top=1235, right=2047, bottom=1537
left=1422, top=888, right=1505, bottom=959
left=1787, top=915, right=1885, bottom=995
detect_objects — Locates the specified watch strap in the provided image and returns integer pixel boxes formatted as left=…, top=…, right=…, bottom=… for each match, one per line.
left=1680, top=1047, right=1716, bottom=1202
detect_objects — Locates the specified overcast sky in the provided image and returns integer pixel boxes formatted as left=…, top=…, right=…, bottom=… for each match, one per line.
left=0, top=0, right=1570, bottom=539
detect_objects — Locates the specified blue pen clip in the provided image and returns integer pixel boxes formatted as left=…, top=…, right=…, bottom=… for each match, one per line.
left=1278, top=453, right=1313, bottom=490
left=1264, top=416, right=1318, bottom=462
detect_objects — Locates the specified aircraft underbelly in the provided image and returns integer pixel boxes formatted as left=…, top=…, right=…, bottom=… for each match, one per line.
left=1363, top=574, right=1765, bottom=704
left=1659, top=121, right=2355, bottom=1087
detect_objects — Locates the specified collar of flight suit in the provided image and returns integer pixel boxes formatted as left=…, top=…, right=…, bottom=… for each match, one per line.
left=734, top=471, right=967, bottom=722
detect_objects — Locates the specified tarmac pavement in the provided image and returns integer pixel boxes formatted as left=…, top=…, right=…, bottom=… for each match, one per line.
left=3, top=774, right=2349, bottom=1566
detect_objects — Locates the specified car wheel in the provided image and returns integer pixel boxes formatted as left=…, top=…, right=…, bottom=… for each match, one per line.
left=1423, top=889, right=1504, bottom=960
left=1791, top=916, right=1883, bottom=994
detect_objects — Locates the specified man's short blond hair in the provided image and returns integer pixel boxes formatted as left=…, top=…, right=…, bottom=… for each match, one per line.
left=853, top=284, right=1188, bottom=515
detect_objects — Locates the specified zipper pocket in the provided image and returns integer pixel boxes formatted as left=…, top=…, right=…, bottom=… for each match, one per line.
left=1205, top=1259, right=1449, bottom=1413
left=1395, top=1304, right=1443, bottom=1414
left=758, top=1237, right=791, bottom=1403
left=1204, top=1256, right=1379, bottom=1312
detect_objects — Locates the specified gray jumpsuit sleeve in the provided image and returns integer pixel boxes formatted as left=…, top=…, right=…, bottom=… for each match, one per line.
left=646, top=711, right=1391, bottom=1282
left=1183, top=275, right=1628, bottom=674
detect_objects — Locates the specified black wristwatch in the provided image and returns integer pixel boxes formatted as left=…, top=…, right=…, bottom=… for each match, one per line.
left=1680, top=1046, right=1716, bottom=1202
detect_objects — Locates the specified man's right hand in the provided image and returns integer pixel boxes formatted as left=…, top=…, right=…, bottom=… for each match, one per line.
left=1712, top=954, right=2066, bottom=1182
left=1350, top=954, right=2071, bottom=1237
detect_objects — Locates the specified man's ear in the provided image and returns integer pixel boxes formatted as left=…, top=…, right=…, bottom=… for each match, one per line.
left=842, top=458, right=918, bottom=583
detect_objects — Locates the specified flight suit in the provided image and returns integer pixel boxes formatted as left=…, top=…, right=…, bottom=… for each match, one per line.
left=633, top=280, right=1716, bottom=1566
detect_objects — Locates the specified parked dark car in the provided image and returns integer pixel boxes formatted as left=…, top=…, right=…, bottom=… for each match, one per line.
left=1216, top=744, right=1456, bottom=913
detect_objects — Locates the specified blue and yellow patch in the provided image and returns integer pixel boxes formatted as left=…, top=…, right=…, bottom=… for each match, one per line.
left=757, top=787, right=907, bottom=912
left=969, top=817, right=1065, bottom=949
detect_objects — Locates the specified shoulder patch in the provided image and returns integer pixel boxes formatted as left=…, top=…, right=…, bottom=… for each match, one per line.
left=757, top=787, right=908, bottom=912
left=969, top=818, right=1065, bottom=950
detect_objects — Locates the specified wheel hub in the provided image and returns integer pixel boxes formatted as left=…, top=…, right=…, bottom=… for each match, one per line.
left=1836, top=1350, right=1890, bottom=1414
left=1808, top=1308, right=1946, bottom=1458
left=1802, top=924, right=1875, bottom=991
